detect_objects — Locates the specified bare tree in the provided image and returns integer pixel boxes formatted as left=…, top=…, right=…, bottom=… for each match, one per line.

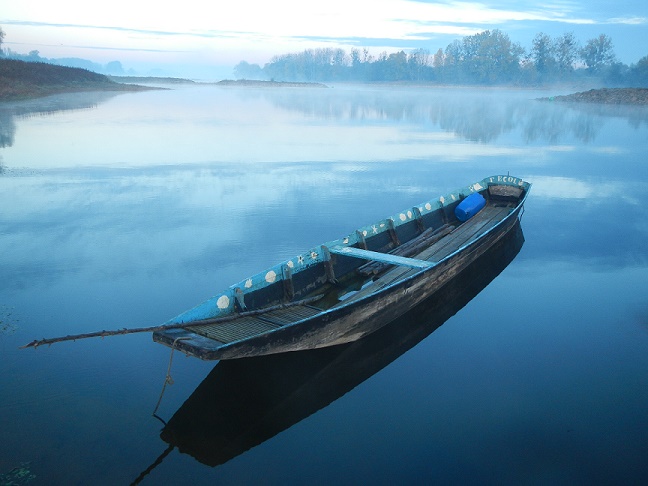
left=408, top=48, right=430, bottom=81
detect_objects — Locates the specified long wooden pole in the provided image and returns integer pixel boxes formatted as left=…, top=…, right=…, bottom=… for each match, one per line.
left=20, top=295, right=324, bottom=349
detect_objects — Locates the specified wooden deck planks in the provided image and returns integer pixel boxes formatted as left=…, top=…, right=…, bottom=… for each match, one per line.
left=186, top=305, right=323, bottom=344
left=190, top=317, right=279, bottom=344
left=418, top=206, right=510, bottom=263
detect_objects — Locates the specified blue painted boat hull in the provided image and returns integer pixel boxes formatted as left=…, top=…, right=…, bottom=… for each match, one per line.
left=154, top=175, right=531, bottom=360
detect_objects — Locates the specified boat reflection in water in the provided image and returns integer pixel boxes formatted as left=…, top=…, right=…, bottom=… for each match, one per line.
left=159, top=221, right=525, bottom=468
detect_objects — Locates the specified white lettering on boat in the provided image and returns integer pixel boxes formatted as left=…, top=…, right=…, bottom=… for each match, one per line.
left=492, top=175, right=522, bottom=185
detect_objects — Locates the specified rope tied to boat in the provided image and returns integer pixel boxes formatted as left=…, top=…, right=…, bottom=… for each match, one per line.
left=152, top=336, right=190, bottom=422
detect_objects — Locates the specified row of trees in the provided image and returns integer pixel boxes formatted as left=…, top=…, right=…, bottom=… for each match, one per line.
left=3, top=24, right=646, bottom=86
left=235, top=30, right=648, bottom=87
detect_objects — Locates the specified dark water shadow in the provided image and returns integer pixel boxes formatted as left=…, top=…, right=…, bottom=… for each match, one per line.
left=142, top=221, right=524, bottom=474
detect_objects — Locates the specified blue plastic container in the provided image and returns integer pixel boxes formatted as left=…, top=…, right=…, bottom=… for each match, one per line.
left=454, top=192, right=486, bottom=222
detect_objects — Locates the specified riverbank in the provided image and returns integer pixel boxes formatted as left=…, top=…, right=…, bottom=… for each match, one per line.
left=0, top=59, right=158, bottom=101
left=542, top=88, right=648, bottom=105
left=215, top=79, right=329, bottom=88
left=108, top=75, right=196, bottom=85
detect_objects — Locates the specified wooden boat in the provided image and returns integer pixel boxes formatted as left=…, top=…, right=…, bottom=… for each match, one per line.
left=134, top=225, right=524, bottom=481
left=153, top=175, right=531, bottom=360
left=155, top=222, right=525, bottom=468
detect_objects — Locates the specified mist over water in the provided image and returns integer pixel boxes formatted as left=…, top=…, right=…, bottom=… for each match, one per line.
left=5, top=85, right=647, bottom=170
left=1, top=84, right=647, bottom=484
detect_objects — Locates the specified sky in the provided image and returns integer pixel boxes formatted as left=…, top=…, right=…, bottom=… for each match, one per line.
left=1, top=0, right=647, bottom=79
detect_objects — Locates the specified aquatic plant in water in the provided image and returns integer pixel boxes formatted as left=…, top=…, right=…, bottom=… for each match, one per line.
left=0, top=305, right=18, bottom=335
left=0, top=463, right=36, bottom=485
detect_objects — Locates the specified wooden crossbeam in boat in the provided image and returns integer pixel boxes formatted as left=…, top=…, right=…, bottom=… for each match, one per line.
left=328, top=246, right=434, bottom=269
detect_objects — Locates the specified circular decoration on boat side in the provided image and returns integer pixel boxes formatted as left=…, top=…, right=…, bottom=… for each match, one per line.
left=425, top=203, right=432, bottom=211
left=343, top=237, right=349, bottom=244
left=310, top=251, right=318, bottom=260
left=362, top=230, right=368, bottom=237
left=440, top=197, right=445, bottom=205
left=399, top=213, right=407, bottom=221
left=245, top=278, right=253, bottom=288
left=287, top=260, right=294, bottom=269
left=265, top=270, right=277, bottom=283
left=217, top=295, right=230, bottom=309
left=407, top=210, right=413, bottom=219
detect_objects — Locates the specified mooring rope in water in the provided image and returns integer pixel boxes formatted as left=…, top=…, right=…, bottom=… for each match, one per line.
left=152, top=336, right=190, bottom=421
left=130, top=444, right=175, bottom=486
left=20, top=294, right=324, bottom=350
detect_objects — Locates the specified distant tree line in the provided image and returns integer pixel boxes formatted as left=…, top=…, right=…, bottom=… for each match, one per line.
left=0, top=27, right=131, bottom=76
left=1, top=48, right=129, bottom=76
left=235, top=30, right=648, bottom=87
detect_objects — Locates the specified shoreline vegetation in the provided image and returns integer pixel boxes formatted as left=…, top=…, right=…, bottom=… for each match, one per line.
left=0, top=59, right=160, bottom=101
left=107, top=75, right=196, bottom=84
left=540, top=87, right=648, bottom=104
left=2, top=59, right=648, bottom=105
left=0, top=60, right=332, bottom=101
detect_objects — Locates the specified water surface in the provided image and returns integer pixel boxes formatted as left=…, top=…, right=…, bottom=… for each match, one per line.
left=1, top=84, right=647, bottom=485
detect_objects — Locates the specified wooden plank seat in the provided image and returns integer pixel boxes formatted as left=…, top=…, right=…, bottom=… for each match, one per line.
left=327, top=246, right=435, bottom=269
left=354, top=224, right=455, bottom=277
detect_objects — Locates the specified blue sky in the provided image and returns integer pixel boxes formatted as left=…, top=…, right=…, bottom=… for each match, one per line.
left=1, top=0, right=647, bottom=78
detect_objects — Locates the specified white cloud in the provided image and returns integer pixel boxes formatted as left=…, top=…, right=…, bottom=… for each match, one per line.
left=525, top=175, right=639, bottom=202
left=2, top=0, right=610, bottom=47
left=606, top=16, right=647, bottom=25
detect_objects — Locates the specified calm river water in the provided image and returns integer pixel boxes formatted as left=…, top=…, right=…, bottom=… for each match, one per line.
left=1, top=84, right=647, bottom=485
